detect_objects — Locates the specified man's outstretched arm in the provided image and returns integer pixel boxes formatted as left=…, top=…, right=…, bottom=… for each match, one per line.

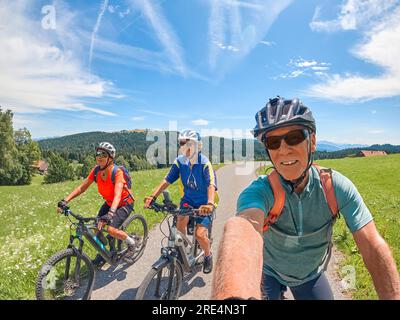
left=211, top=208, right=264, bottom=300
left=353, top=220, right=400, bottom=300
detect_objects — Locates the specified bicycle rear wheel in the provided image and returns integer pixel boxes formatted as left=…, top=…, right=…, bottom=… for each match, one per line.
left=118, top=213, right=148, bottom=264
left=35, top=248, right=95, bottom=300
left=135, top=259, right=183, bottom=300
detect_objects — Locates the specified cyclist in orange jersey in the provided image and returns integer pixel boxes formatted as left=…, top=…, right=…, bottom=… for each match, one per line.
left=57, top=142, right=136, bottom=268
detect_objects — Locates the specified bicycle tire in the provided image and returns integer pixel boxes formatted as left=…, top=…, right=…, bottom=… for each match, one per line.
left=35, top=248, right=95, bottom=300
left=118, top=213, right=148, bottom=264
left=135, top=259, right=183, bottom=300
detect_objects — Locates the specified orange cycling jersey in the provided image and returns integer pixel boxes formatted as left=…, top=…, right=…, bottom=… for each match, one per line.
left=88, top=165, right=132, bottom=207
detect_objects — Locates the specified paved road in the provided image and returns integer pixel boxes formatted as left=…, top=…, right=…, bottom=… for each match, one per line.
left=91, top=162, right=349, bottom=300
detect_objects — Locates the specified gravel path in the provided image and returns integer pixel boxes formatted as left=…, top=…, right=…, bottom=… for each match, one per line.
left=90, top=162, right=351, bottom=300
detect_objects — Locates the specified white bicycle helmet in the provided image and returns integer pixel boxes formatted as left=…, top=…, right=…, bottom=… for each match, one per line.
left=178, top=129, right=201, bottom=142
left=96, top=142, right=116, bottom=159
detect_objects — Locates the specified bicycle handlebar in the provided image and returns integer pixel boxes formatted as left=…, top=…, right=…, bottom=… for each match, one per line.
left=61, top=206, right=97, bottom=223
left=147, top=201, right=210, bottom=217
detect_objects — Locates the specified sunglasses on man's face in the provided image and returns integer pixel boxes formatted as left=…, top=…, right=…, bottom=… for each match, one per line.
left=179, top=140, right=195, bottom=147
left=264, top=129, right=309, bottom=150
left=96, top=151, right=108, bottom=158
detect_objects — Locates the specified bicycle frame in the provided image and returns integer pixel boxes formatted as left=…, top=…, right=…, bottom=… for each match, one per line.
left=168, top=216, right=204, bottom=273
left=68, top=220, right=115, bottom=265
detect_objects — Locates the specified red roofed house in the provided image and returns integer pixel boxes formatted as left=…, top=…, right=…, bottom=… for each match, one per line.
left=357, top=150, right=387, bottom=157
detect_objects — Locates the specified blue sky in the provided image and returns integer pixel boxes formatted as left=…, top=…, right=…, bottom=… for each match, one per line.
left=1, top=0, right=400, bottom=144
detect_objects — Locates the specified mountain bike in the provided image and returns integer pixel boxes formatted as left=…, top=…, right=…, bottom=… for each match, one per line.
left=35, top=206, right=148, bottom=300
left=135, top=191, right=214, bottom=300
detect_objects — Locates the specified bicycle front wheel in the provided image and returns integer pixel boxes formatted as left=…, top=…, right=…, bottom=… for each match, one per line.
left=135, top=259, right=183, bottom=300
left=118, top=213, right=148, bottom=264
left=35, top=248, right=95, bottom=300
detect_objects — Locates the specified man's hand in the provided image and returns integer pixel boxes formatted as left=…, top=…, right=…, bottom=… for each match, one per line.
left=199, top=204, right=214, bottom=215
left=144, top=196, right=156, bottom=208
left=98, top=213, right=113, bottom=230
left=57, top=199, right=68, bottom=214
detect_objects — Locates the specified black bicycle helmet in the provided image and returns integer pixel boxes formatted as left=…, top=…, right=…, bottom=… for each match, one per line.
left=252, top=96, right=316, bottom=142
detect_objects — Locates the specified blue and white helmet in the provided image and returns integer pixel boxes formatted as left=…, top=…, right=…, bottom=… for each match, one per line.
left=178, top=129, right=201, bottom=142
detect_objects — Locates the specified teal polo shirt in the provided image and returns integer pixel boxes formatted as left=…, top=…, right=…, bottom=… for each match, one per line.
left=237, top=166, right=373, bottom=287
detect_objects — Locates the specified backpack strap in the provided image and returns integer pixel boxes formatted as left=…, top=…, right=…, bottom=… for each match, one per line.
left=93, top=165, right=100, bottom=183
left=112, top=165, right=135, bottom=203
left=312, top=164, right=339, bottom=217
left=263, top=165, right=339, bottom=232
left=263, top=170, right=285, bottom=232
left=111, top=164, right=118, bottom=185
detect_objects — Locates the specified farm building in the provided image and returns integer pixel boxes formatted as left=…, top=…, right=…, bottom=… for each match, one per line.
left=357, top=150, right=387, bottom=157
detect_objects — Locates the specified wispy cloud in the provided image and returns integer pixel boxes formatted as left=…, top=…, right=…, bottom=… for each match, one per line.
left=307, top=2, right=400, bottom=101
left=259, top=40, right=276, bottom=46
left=89, top=0, right=109, bottom=80
left=0, top=1, right=117, bottom=116
left=128, top=0, right=187, bottom=76
left=132, top=116, right=145, bottom=121
left=192, top=119, right=209, bottom=126
left=275, top=58, right=330, bottom=79
left=310, top=1, right=399, bottom=32
left=208, top=0, right=293, bottom=75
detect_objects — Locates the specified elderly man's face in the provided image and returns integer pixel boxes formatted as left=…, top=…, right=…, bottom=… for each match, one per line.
left=180, top=140, right=198, bottom=159
left=265, top=125, right=316, bottom=181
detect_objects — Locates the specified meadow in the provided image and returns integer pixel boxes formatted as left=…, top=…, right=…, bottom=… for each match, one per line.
left=0, top=168, right=180, bottom=299
left=257, top=154, right=400, bottom=299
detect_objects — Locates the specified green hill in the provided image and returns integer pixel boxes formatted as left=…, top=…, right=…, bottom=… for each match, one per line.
left=38, top=130, right=268, bottom=164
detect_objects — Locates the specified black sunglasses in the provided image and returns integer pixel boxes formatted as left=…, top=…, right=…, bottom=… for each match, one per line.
left=264, top=129, right=309, bottom=150
left=96, top=151, right=108, bottom=158
left=179, top=139, right=190, bottom=147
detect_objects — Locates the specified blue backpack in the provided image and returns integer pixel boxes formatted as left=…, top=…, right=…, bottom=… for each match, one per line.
left=93, top=165, right=134, bottom=201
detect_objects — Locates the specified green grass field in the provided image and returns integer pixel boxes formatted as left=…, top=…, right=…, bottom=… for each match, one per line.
left=257, top=154, right=400, bottom=299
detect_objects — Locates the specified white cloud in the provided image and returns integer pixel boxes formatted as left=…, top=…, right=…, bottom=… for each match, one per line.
left=208, top=0, right=294, bottom=74
left=276, top=58, right=330, bottom=79
left=192, top=119, right=210, bottom=126
left=119, top=8, right=131, bottom=18
left=310, top=1, right=399, bottom=32
left=0, top=1, right=117, bottom=116
left=307, top=5, right=400, bottom=101
left=259, top=40, right=275, bottom=46
left=295, top=60, right=317, bottom=68
left=132, top=116, right=145, bottom=121
left=371, top=110, right=377, bottom=114
left=108, top=5, right=115, bottom=13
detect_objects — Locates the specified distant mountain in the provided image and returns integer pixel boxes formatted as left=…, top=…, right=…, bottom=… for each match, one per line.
left=317, top=140, right=369, bottom=152
left=33, top=136, right=60, bottom=142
